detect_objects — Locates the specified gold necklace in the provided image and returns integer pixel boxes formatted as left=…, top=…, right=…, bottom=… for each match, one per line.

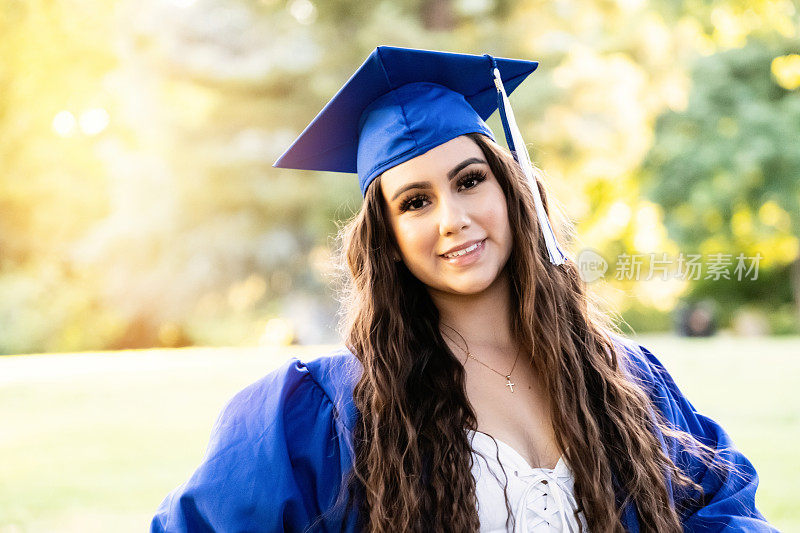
left=441, top=323, right=521, bottom=393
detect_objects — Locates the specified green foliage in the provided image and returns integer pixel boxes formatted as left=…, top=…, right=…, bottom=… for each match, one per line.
left=768, top=304, right=800, bottom=335
left=688, top=260, right=796, bottom=314
left=618, top=302, right=673, bottom=334
left=2, top=0, right=799, bottom=352
left=0, top=266, right=126, bottom=355
left=645, top=38, right=800, bottom=245
left=644, top=37, right=800, bottom=318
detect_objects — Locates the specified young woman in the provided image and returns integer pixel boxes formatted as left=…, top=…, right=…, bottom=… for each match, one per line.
left=151, top=47, right=775, bottom=532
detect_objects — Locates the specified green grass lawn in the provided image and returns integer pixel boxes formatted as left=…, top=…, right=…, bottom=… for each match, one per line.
left=1, top=335, right=797, bottom=532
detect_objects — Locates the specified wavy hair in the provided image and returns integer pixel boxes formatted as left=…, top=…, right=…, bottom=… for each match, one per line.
left=331, top=133, right=717, bottom=532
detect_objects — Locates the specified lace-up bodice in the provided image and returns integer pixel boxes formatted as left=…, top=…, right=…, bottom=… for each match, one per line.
left=469, top=430, right=588, bottom=532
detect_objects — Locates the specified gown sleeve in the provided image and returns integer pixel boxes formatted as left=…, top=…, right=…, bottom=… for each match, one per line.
left=150, top=356, right=355, bottom=533
left=622, top=342, right=778, bottom=532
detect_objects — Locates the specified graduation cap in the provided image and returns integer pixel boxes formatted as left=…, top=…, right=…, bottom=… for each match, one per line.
left=274, top=46, right=566, bottom=265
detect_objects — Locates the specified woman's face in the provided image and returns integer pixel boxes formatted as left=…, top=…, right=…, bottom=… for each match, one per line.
left=380, top=135, right=513, bottom=297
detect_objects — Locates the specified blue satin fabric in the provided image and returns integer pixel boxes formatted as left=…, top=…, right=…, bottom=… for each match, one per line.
left=272, top=46, right=537, bottom=195
left=356, top=82, right=494, bottom=193
left=151, top=343, right=777, bottom=532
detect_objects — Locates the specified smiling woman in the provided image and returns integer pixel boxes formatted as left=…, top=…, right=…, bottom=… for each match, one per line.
left=380, top=136, right=512, bottom=297
left=151, top=46, right=776, bottom=533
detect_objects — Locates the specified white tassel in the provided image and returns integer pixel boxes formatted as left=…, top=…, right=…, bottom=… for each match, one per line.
left=493, top=68, right=567, bottom=266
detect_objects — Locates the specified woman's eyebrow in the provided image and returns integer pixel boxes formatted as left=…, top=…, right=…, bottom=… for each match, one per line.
left=391, top=181, right=431, bottom=202
left=390, top=157, right=487, bottom=202
left=446, top=157, right=486, bottom=179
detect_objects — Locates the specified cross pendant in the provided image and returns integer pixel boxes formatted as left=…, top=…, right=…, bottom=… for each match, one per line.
left=505, top=376, right=515, bottom=393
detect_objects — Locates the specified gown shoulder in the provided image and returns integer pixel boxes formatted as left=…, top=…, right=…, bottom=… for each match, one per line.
left=150, top=347, right=361, bottom=533
left=612, top=336, right=777, bottom=532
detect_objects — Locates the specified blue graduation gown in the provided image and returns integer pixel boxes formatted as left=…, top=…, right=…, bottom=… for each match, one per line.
left=151, top=342, right=777, bottom=532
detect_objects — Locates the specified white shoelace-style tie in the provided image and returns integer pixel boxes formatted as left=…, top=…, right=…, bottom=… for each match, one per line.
left=468, top=430, right=587, bottom=532
left=513, top=466, right=581, bottom=532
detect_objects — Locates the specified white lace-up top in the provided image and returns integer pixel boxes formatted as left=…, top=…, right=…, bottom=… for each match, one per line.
left=469, top=430, right=588, bottom=532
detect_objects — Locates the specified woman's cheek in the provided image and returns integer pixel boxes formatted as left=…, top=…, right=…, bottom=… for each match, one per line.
left=480, top=206, right=502, bottom=233
left=396, top=222, right=425, bottom=262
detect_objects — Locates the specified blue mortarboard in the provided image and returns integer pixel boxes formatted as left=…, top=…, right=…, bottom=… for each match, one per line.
left=274, top=46, right=567, bottom=265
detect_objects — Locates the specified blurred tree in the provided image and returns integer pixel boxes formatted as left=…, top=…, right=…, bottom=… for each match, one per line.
left=67, top=0, right=366, bottom=347
left=0, top=0, right=122, bottom=353
left=643, top=38, right=800, bottom=328
left=2, top=0, right=798, bottom=352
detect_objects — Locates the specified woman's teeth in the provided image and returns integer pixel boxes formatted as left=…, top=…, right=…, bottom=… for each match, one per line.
left=443, top=241, right=481, bottom=258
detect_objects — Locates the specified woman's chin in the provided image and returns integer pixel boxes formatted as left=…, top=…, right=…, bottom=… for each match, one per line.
left=429, top=271, right=502, bottom=296
left=408, top=260, right=507, bottom=297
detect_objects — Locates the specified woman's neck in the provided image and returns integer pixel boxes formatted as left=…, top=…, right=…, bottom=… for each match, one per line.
left=428, top=271, right=515, bottom=351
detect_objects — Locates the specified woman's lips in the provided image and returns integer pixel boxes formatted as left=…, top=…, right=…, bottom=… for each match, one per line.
left=440, top=239, right=486, bottom=266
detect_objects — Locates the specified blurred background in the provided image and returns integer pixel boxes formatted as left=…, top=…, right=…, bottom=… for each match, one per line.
left=1, top=0, right=799, bottom=351
left=1, top=0, right=798, bottom=531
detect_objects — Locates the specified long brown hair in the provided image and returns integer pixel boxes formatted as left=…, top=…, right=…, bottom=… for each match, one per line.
left=333, top=133, right=713, bottom=532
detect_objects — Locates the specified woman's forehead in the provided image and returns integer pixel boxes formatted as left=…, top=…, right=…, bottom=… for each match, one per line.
left=380, top=136, right=485, bottom=191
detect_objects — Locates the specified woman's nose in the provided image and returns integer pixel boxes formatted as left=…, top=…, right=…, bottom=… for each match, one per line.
left=438, top=197, right=470, bottom=236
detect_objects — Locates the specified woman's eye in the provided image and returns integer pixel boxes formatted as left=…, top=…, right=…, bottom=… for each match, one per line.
left=400, top=195, right=429, bottom=212
left=458, top=171, right=487, bottom=191
left=398, top=171, right=486, bottom=212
